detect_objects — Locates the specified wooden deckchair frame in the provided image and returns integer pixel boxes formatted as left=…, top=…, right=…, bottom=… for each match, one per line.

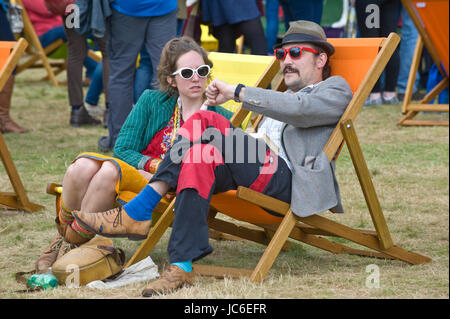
left=125, top=33, right=431, bottom=281
left=13, top=0, right=102, bottom=87
left=0, top=38, right=45, bottom=213
left=398, top=0, right=449, bottom=126
left=13, top=0, right=60, bottom=86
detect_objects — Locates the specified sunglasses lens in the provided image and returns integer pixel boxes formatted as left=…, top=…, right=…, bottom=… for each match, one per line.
left=197, top=65, right=209, bottom=77
left=275, top=49, right=285, bottom=60
left=289, top=47, right=302, bottom=59
left=180, top=68, right=194, bottom=79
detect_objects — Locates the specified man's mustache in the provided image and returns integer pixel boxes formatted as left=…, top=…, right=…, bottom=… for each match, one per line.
left=283, top=66, right=299, bottom=74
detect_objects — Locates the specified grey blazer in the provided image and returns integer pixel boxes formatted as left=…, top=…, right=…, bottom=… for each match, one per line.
left=241, top=76, right=353, bottom=217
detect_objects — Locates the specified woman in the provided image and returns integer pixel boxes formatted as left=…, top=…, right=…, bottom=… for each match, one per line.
left=35, top=36, right=233, bottom=273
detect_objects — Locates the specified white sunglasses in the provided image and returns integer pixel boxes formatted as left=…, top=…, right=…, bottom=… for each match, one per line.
left=172, top=65, right=210, bottom=80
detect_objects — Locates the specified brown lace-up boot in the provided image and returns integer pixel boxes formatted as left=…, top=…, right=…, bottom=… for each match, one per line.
left=0, top=75, right=27, bottom=134
left=35, top=234, right=77, bottom=274
left=72, top=206, right=151, bottom=241
left=141, top=265, right=195, bottom=297
left=35, top=234, right=64, bottom=274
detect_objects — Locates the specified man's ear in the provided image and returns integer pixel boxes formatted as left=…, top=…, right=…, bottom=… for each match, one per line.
left=316, top=53, right=327, bottom=69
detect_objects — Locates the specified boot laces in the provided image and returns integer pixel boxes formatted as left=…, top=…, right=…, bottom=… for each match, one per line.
left=104, top=207, right=122, bottom=228
left=48, top=236, right=64, bottom=253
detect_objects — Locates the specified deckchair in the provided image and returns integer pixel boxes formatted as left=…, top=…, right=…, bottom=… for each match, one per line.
left=0, top=38, right=44, bottom=213
left=398, top=0, right=449, bottom=126
left=12, top=0, right=101, bottom=87
left=126, top=33, right=431, bottom=281
left=11, top=0, right=61, bottom=86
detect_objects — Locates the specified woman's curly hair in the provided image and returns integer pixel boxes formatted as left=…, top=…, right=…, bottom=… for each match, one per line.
left=158, top=37, right=213, bottom=97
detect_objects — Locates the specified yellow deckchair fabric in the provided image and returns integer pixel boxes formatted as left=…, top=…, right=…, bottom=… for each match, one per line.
left=208, top=52, right=275, bottom=130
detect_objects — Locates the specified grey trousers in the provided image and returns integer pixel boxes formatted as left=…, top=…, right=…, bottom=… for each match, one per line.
left=105, top=8, right=177, bottom=145
left=64, top=25, right=109, bottom=107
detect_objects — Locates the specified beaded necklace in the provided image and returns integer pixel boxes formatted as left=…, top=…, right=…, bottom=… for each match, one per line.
left=170, top=99, right=183, bottom=146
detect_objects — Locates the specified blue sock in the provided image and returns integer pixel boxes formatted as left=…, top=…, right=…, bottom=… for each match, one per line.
left=123, top=185, right=162, bottom=221
left=171, top=261, right=193, bottom=272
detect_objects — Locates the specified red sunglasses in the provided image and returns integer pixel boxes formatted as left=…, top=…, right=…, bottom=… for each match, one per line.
left=274, top=46, right=320, bottom=61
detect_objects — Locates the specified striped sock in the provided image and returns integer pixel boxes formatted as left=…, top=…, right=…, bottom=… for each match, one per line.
left=71, top=219, right=95, bottom=239
left=59, top=198, right=74, bottom=225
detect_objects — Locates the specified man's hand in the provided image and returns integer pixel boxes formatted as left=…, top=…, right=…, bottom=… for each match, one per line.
left=205, top=79, right=236, bottom=106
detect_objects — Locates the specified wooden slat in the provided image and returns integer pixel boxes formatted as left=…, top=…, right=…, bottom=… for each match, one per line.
left=340, top=119, right=393, bottom=250
left=250, top=210, right=297, bottom=282
left=341, top=246, right=395, bottom=260
left=262, top=223, right=343, bottom=254
left=208, top=217, right=270, bottom=245
left=406, top=104, right=449, bottom=112
left=419, top=78, right=449, bottom=105
left=399, top=119, right=449, bottom=126
left=236, top=186, right=290, bottom=215
left=124, top=199, right=175, bottom=268
left=402, top=36, right=423, bottom=114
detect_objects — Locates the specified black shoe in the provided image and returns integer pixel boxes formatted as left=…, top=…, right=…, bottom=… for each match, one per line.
left=70, top=106, right=101, bottom=127
left=98, top=135, right=114, bottom=152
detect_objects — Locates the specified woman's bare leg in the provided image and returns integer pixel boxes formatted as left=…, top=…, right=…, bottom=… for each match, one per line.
left=80, top=161, right=119, bottom=213
left=62, top=157, right=102, bottom=211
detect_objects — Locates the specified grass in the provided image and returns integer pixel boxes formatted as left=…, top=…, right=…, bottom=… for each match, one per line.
left=0, top=68, right=448, bottom=299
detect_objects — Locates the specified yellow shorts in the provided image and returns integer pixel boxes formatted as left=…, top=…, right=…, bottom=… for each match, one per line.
left=75, top=152, right=150, bottom=205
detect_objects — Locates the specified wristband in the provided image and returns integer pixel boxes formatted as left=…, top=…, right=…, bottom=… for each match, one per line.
left=234, top=84, right=245, bottom=102
left=145, top=158, right=162, bottom=174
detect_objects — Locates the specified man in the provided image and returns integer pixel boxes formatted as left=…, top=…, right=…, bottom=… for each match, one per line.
left=98, top=0, right=177, bottom=152
left=73, top=21, right=353, bottom=296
